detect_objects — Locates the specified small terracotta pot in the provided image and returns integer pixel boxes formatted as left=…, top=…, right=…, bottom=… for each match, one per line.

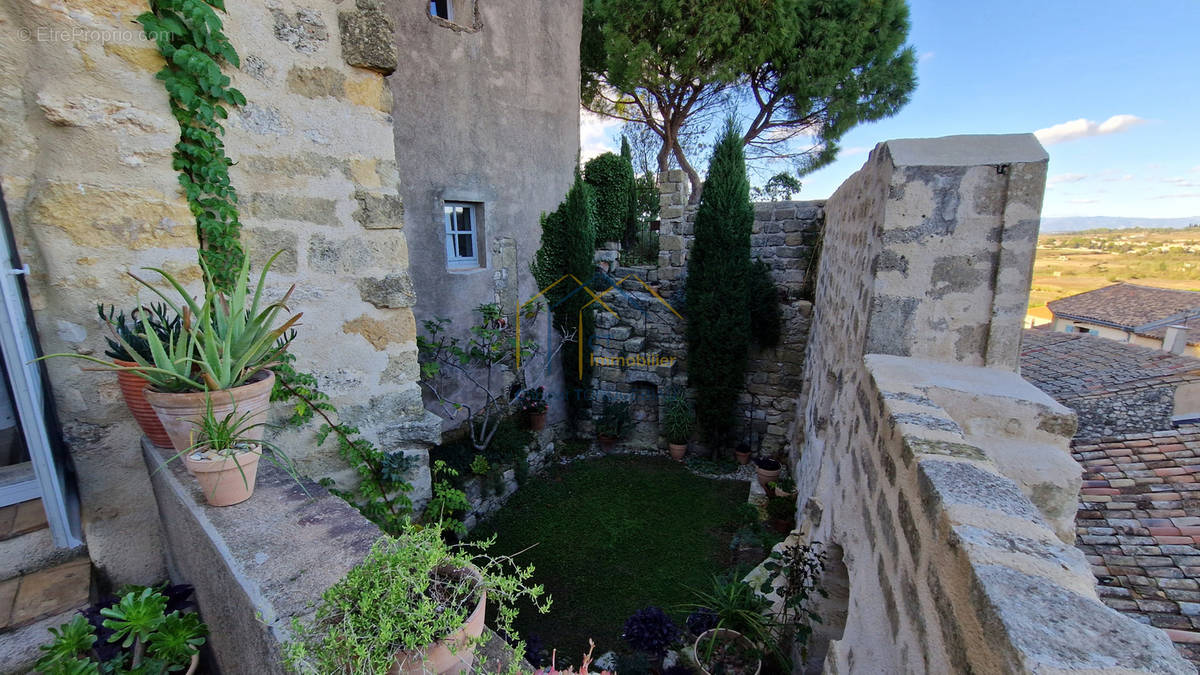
left=391, top=567, right=487, bottom=674
left=113, top=360, right=173, bottom=448
left=735, top=451, right=751, bottom=465
left=694, top=628, right=761, bottom=675
left=668, top=442, right=687, bottom=461
left=528, top=411, right=547, bottom=431
left=144, top=370, right=275, bottom=455
left=598, top=434, right=618, bottom=453
left=183, top=448, right=261, bottom=506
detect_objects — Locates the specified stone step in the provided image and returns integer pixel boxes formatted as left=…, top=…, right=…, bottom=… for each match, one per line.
left=0, top=555, right=90, bottom=633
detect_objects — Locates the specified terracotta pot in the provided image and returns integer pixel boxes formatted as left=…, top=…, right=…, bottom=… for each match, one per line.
left=113, top=360, right=174, bottom=448
left=598, top=434, right=617, bottom=453
left=668, top=442, right=687, bottom=461
left=735, top=451, right=751, bottom=465
left=528, top=411, right=547, bottom=431
left=390, top=567, right=487, bottom=674
left=143, top=370, right=275, bottom=455
left=756, top=467, right=782, bottom=489
left=694, top=628, right=761, bottom=675
left=184, top=448, right=261, bottom=506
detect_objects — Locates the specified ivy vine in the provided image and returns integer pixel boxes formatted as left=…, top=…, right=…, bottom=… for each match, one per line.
left=138, top=0, right=245, bottom=291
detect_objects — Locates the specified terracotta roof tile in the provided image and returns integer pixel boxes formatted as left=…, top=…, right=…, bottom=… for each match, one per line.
left=1020, top=329, right=1200, bottom=398
left=1048, top=283, right=1200, bottom=329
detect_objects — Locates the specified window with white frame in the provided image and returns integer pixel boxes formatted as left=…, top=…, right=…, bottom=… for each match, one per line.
left=444, top=202, right=480, bottom=269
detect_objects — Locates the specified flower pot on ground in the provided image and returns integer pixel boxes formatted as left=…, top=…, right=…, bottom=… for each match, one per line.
left=735, top=443, right=752, bottom=465
left=767, top=476, right=796, bottom=499
left=663, top=386, right=694, bottom=462
left=519, top=386, right=549, bottom=431
left=754, top=457, right=782, bottom=489
left=284, top=526, right=550, bottom=675
left=595, top=397, right=631, bottom=452
left=694, top=628, right=761, bottom=675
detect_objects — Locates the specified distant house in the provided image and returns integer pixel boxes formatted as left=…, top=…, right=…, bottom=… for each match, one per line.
left=1023, top=304, right=1054, bottom=329
left=1047, top=283, right=1200, bottom=356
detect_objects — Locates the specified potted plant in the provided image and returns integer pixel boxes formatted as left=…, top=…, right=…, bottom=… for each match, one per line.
left=36, top=585, right=207, bottom=675
left=663, top=387, right=694, bottom=461
left=595, top=398, right=631, bottom=452
left=694, top=628, right=761, bottom=675
left=734, top=443, right=751, bottom=466
left=166, top=396, right=303, bottom=507
left=622, top=606, right=680, bottom=670
left=754, top=457, right=782, bottom=489
left=284, top=526, right=551, bottom=674
left=43, top=252, right=299, bottom=456
left=520, top=386, right=548, bottom=431
left=97, top=303, right=180, bottom=449
left=766, top=476, right=796, bottom=499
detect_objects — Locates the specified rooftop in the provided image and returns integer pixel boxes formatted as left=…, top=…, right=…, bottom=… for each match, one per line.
left=1047, top=283, right=1200, bottom=330
left=1073, top=429, right=1200, bottom=666
left=1020, top=329, right=1200, bottom=399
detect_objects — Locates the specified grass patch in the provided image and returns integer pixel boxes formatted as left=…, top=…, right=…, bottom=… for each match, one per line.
left=470, top=455, right=748, bottom=659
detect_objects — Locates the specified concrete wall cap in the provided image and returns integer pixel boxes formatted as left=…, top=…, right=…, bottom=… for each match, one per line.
left=884, top=133, right=1048, bottom=167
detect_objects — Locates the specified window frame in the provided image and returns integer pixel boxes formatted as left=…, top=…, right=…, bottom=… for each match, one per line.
left=429, top=0, right=453, bottom=21
left=443, top=201, right=480, bottom=270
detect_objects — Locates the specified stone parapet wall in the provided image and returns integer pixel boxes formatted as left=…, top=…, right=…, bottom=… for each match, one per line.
left=0, top=0, right=432, bottom=583
left=790, top=135, right=1193, bottom=673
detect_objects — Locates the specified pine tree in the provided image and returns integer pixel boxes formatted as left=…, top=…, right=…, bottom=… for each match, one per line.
left=532, top=172, right=598, bottom=416
left=685, top=121, right=753, bottom=449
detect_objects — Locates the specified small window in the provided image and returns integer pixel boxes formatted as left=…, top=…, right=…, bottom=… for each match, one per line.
left=444, top=202, right=479, bottom=269
left=430, top=0, right=452, bottom=20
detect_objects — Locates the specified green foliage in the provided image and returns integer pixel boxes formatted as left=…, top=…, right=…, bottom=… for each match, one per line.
left=417, top=304, right=536, bottom=453
left=582, top=0, right=916, bottom=192
left=584, top=152, right=635, bottom=245
left=620, top=224, right=660, bottom=266
left=684, top=575, right=774, bottom=665
left=662, top=387, right=694, bottom=445
left=531, top=174, right=599, bottom=417
left=284, top=526, right=550, bottom=674
left=470, top=454, right=491, bottom=476
left=751, top=172, right=802, bottom=201
left=138, top=0, right=247, bottom=291
left=272, top=352, right=415, bottom=535
left=748, top=258, right=782, bottom=349
left=595, top=397, right=632, bottom=438
left=620, top=136, right=640, bottom=245
left=685, top=123, right=753, bottom=446
left=37, top=588, right=206, bottom=675
left=97, top=303, right=180, bottom=362
left=758, top=541, right=826, bottom=666
left=425, top=460, right=471, bottom=536
left=482, top=417, right=534, bottom=466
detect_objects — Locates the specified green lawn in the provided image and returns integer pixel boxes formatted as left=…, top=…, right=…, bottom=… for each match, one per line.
left=470, top=455, right=749, bottom=660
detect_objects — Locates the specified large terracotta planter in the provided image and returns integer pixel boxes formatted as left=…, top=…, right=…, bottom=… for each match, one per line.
left=184, top=448, right=261, bottom=506
left=694, top=628, right=761, bottom=675
left=113, top=360, right=173, bottom=448
left=755, top=458, right=782, bottom=489
left=668, top=442, right=687, bottom=461
left=598, top=434, right=618, bottom=453
left=143, top=370, right=275, bottom=455
left=528, top=411, right=547, bottom=431
left=390, top=567, right=487, bottom=675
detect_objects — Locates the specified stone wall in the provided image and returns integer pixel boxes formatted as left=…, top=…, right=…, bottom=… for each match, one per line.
left=590, top=173, right=821, bottom=456
left=789, top=135, right=1192, bottom=673
left=0, top=0, right=432, bottom=584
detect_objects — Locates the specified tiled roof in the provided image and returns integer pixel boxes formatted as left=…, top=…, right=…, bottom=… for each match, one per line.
left=1073, top=429, right=1200, bottom=665
left=1020, top=330, right=1200, bottom=399
left=1048, top=283, right=1200, bottom=329
left=1139, top=322, right=1200, bottom=347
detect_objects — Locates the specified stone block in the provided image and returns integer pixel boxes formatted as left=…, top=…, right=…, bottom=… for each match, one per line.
left=28, top=182, right=195, bottom=250
left=244, top=193, right=337, bottom=225
left=610, top=326, right=632, bottom=341
left=271, top=6, right=329, bottom=53
left=357, top=274, right=417, bottom=308
left=243, top=228, right=299, bottom=274
left=10, top=558, right=89, bottom=625
left=352, top=190, right=404, bottom=229
left=342, top=312, right=417, bottom=350
left=286, top=66, right=346, bottom=99
left=338, top=3, right=398, bottom=74
left=625, top=337, right=646, bottom=352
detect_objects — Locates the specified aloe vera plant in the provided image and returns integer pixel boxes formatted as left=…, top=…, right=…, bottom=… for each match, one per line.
left=41, top=251, right=300, bottom=393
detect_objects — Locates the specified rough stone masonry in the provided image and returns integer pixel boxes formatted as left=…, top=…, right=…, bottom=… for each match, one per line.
left=789, top=134, right=1194, bottom=673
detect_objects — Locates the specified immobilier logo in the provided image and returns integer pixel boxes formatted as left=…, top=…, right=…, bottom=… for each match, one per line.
left=517, top=272, right=681, bottom=380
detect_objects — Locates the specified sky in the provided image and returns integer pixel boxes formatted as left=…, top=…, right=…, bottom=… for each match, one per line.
left=581, top=1, right=1200, bottom=219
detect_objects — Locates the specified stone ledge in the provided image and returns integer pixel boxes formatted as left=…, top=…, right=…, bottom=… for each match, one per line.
left=143, top=439, right=381, bottom=674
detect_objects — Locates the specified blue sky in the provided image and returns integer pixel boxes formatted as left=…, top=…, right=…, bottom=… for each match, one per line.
left=581, top=1, right=1200, bottom=219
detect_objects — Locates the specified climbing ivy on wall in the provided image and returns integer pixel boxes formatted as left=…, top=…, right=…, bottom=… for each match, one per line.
left=584, top=152, right=635, bottom=246
left=138, top=0, right=246, bottom=291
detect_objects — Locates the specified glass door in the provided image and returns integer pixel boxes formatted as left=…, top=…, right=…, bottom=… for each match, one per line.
left=0, top=184, right=80, bottom=547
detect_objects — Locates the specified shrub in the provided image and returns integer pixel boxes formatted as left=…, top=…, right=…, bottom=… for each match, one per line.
left=685, top=122, right=753, bottom=448
left=621, top=607, right=679, bottom=657
left=584, top=152, right=635, bottom=245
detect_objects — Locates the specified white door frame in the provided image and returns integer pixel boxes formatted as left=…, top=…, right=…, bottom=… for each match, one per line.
left=0, top=187, right=80, bottom=547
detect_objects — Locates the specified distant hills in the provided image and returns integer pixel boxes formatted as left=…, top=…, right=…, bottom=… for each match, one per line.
left=1040, top=216, right=1200, bottom=233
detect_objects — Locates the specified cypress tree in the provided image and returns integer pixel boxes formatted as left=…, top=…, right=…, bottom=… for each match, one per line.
left=584, top=151, right=634, bottom=245
left=620, top=136, right=639, bottom=246
left=531, top=172, right=598, bottom=416
left=685, top=121, right=753, bottom=450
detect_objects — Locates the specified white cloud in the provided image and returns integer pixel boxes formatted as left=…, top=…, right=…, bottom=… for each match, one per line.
left=1165, top=177, right=1200, bottom=188
left=1047, top=173, right=1087, bottom=185
left=842, top=146, right=872, bottom=157
left=1034, top=114, right=1146, bottom=146
left=1151, top=193, right=1200, bottom=200
left=1067, top=198, right=1099, bottom=204
left=918, top=51, right=935, bottom=63
left=580, top=110, right=621, bottom=161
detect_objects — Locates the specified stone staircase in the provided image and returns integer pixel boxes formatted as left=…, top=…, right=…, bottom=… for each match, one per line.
left=0, top=499, right=90, bottom=674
